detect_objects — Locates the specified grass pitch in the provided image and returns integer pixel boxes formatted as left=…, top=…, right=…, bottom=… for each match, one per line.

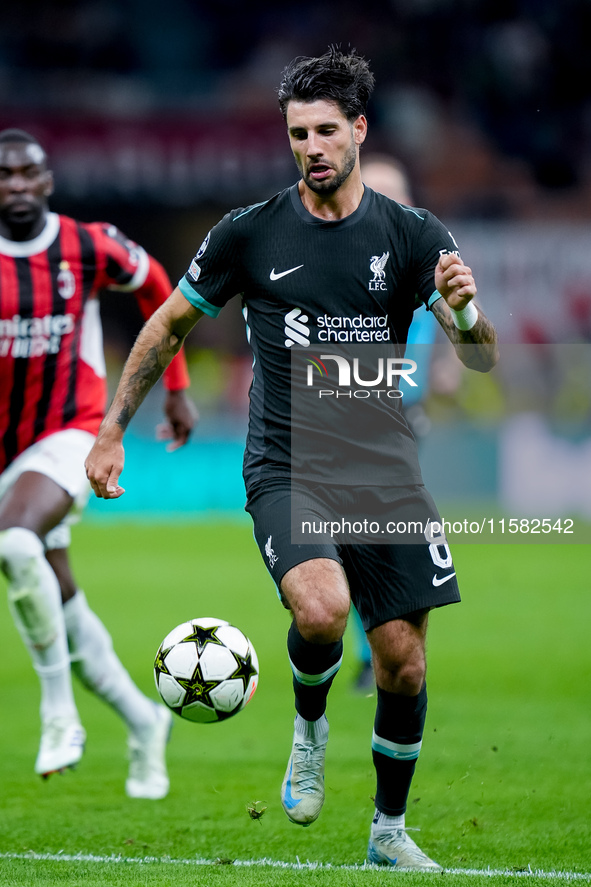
left=0, top=522, right=589, bottom=886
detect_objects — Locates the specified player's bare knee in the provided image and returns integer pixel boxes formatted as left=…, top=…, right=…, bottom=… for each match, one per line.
left=295, top=598, right=348, bottom=643
left=282, top=560, right=349, bottom=642
left=374, top=654, right=426, bottom=695
left=396, top=662, right=426, bottom=696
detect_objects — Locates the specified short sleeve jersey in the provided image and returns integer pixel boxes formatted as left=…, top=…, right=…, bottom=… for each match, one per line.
left=179, top=185, right=459, bottom=492
left=0, top=213, right=150, bottom=470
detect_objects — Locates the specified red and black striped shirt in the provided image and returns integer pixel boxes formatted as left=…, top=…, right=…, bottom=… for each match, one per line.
left=0, top=213, right=189, bottom=472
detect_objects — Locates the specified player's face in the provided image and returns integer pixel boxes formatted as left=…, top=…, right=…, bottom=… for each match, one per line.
left=0, top=142, right=53, bottom=235
left=286, top=99, right=366, bottom=196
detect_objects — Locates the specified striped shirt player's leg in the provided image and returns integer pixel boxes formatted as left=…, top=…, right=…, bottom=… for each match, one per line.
left=0, top=525, right=85, bottom=777
left=61, top=587, right=172, bottom=799
left=0, top=460, right=87, bottom=778
left=46, top=534, right=172, bottom=800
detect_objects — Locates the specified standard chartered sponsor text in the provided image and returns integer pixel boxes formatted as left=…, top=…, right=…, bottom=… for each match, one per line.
left=317, top=313, right=390, bottom=342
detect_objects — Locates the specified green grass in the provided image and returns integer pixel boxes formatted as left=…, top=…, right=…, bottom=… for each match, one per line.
left=0, top=523, right=589, bottom=886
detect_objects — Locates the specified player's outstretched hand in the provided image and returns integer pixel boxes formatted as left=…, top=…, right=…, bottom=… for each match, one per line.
left=435, top=251, right=477, bottom=310
left=85, top=431, right=126, bottom=499
left=156, top=390, right=199, bottom=452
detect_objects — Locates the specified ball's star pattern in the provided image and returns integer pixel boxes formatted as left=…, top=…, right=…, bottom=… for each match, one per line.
left=230, top=651, right=258, bottom=692
left=177, top=664, right=219, bottom=709
left=154, top=646, right=171, bottom=675
left=181, top=624, right=224, bottom=655
left=154, top=622, right=258, bottom=722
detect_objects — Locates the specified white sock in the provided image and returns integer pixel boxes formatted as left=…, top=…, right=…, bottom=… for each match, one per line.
left=63, top=591, right=157, bottom=735
left=1, top=527, right=78, bottom=724
left=294, top=713, right=329, bottom=743
left=372, top=809, right=406, bottom=831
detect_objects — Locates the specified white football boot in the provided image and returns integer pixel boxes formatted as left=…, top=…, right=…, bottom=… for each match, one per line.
left=35, top=716, right=86, bottom=777
left=281, top=717, right=328, bottom=826
left=367, top=826, right=443, bottom=871
left=125, top=705, right=172, bottom=799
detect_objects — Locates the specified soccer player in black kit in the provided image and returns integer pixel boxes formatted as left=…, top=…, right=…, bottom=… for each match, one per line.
left=86, top=48, right=499, bottom=869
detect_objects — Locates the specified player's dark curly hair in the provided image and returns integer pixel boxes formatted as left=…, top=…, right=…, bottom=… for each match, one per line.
left=277, top=46, right=375, bottom=121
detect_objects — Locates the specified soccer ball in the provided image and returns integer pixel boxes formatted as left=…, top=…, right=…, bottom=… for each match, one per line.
left=153, top=617, right=259, bottom=723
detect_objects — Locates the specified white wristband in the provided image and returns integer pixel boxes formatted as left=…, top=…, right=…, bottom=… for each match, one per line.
left=449, top=301, right=478, bottom=330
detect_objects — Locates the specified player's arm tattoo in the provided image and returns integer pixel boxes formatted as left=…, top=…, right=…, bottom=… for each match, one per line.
left=431, top=298, right=499, bottom=372
left=115, top=333, right=180, bottom=432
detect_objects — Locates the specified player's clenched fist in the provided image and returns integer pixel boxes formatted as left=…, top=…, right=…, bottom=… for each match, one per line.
left=434, top=251, right=477, bottom=311
left=85, top=433, right=126, bottom=499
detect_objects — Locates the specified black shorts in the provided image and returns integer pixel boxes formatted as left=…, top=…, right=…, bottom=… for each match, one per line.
left=245, top=479, right=460, bottom=632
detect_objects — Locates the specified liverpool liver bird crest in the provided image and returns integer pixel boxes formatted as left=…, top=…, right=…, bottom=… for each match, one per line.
left=370, top=251, right=389, bottom=280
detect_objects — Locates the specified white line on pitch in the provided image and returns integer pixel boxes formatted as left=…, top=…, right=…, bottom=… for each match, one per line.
left=0, top=852, right=590, bottom=879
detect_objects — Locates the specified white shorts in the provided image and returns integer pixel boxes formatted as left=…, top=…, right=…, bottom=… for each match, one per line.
left=0, top=429, right=96, bottom=550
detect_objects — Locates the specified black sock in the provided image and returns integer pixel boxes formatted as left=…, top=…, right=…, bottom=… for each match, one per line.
left=287, top=621, right=343, bottom=722
left=372, top=684, right=427, bottom=816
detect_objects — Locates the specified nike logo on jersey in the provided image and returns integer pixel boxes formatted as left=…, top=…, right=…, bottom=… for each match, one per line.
left=270, top=265, right=304, bottom=280
left=432, top=572, right=456, bottom=587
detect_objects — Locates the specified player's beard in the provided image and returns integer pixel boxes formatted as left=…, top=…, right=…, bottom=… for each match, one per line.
left=301, top=135, right=357, bottom=197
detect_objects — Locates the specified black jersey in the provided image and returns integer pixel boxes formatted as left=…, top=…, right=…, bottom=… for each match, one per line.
left=179, top=184, right=459, bottom=492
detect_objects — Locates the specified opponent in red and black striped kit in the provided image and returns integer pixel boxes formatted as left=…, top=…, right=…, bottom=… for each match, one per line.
left=86, top=49, right=499, bottom=866
left=0, top=213, right=189, bottom=471
left=0, top=128, right=196, bottom=793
